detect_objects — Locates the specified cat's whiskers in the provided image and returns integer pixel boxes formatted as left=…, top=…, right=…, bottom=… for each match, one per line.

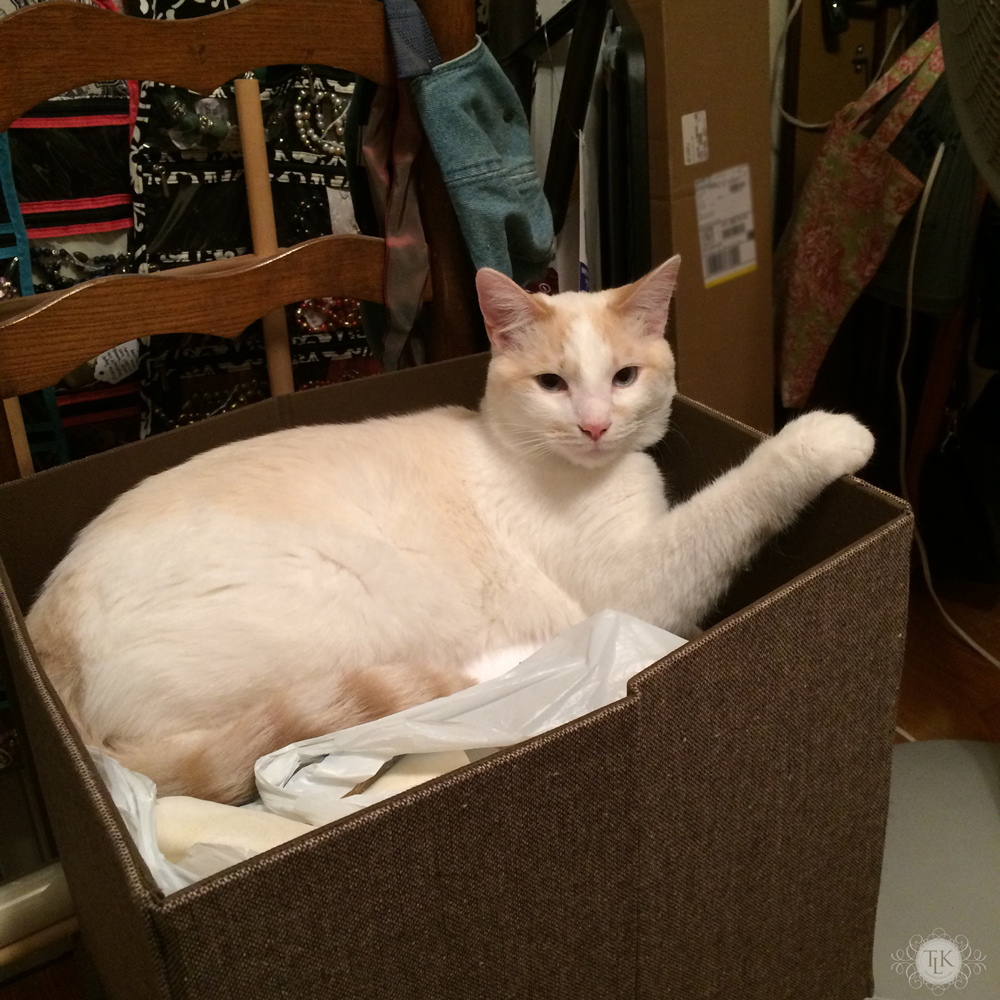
left=512, top=438, right=559, bottom=459
left=488, top=420, right=558, bottom=458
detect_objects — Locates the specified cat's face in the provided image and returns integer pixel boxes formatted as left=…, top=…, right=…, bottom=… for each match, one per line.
left=477, top=258, right=680, bottom=468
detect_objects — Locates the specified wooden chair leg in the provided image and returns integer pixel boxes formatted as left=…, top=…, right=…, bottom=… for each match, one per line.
left=2, top=397, right=33, bottom=479
left=905, top=306, right=966, bottom=509
left=234, top=76, right=295, bottom=397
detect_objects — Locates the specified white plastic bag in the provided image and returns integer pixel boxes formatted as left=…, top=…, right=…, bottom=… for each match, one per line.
left=256, top=610, right=685, bottom=826
left=91, top=610, right=685, bottom=892
left=90, top=752, right=301, bottom=891
left=88, top=751, right=201, bottom=893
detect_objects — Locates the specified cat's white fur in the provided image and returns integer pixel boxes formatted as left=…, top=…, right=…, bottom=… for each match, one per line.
left=26, top=257, right=874, bottom=803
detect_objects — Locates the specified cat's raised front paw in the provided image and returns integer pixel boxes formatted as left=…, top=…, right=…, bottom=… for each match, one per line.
left=775, top=411, right=875, bottom=481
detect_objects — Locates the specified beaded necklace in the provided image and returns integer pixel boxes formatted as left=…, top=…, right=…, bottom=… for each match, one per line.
left=30, top=246, right=127, bottom=293
left=293, top=77, right=349, bottom=158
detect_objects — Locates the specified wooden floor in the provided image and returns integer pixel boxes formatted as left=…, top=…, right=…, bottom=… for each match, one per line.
left=2, top=572, right=999, bottom=1000
left=896, top=574, right=1000, bottom=742
left=0, top=953, right=81, bottom=1000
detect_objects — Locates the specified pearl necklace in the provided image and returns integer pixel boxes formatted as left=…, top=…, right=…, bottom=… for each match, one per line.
left=294, top=77, right=349, bottom=158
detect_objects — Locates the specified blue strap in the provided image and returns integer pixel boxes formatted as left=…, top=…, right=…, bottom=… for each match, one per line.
left=383, top=0, right=441, bottom=79
left=0, top=133, right=34, bottom=296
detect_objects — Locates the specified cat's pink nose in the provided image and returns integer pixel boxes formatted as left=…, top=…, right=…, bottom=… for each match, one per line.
left=579, top=421, right=609, bottom=441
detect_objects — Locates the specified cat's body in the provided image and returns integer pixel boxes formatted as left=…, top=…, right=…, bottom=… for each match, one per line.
left=27, top=257, right=874, bottom=803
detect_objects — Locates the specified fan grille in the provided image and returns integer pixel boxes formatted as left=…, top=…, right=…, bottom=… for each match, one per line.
left=940, top=0, right=1000, bottom=200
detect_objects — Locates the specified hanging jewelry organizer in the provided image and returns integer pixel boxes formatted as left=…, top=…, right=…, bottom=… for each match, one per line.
left=130, top=59, right=369, bottom=436
left=0, top=0, right=480, bottom=482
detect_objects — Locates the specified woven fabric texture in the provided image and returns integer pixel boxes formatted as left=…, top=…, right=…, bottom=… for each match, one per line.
left=0, top=572, right=170, bottom=1000
left=384, top=0, right=442, bottom=79
left=0, top=354, right=912, bottom=1000
left=632, top=519, right=910, bottom=999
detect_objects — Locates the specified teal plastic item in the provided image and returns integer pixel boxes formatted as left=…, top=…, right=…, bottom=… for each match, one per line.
left=1, top=134, right=70, bottom=467
left=0, top=133, right=33, bottom=297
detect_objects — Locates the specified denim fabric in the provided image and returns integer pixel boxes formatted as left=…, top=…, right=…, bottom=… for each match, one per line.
left=411, top=38, right=554, bottom=285
left=384, top=0, right=441, bottom=79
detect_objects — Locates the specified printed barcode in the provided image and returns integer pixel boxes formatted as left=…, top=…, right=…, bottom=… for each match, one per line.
left=720, top=223, right=745, bottom=239
left=706, top=246, right=742, bottom=275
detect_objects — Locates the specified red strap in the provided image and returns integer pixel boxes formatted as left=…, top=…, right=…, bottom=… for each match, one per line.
left=25, top=218, right=132, bottom=239
left=20, top=194, right=131, bottom=214
left=9, top=114, right=132, bottom=128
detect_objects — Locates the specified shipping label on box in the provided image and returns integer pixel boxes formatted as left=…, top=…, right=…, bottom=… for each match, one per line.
left=681, top=110, right=709, bottom=166
left=695, top=164, right=758, bottom=288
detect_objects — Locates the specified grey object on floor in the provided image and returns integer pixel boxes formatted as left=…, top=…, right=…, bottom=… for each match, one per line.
left=873, top=740, right=1000, bottom=999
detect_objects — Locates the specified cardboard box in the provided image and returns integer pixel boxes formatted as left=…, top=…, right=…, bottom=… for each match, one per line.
left=631, top=0, right=775, bottom=431
left=0, top=355, right=910, bottom=1000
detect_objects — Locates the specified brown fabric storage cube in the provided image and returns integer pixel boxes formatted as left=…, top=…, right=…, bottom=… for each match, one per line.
left=0, top=354, right=911, bottom=1000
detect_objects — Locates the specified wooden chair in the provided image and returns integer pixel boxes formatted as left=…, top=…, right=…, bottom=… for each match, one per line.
left=0, top=0, right=481, bottom=484
left=0, top=0, right=479, bottom=975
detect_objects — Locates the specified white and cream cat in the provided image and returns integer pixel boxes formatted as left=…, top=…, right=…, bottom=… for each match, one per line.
left=27, top=256, right=874, bottom=804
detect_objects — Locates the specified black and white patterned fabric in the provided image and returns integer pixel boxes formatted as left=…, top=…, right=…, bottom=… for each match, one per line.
left=125, top=0, right=374, bottom=434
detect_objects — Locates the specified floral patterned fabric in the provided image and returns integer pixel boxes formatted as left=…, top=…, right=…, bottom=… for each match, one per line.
left=775, top=24, right=945, bottom=408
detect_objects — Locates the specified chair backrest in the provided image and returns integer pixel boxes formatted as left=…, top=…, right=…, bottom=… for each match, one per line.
left=0, top=0, right=480, bottom=479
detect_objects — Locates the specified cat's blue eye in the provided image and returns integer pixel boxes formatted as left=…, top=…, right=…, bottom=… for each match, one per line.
left=613, top=366, right=639, bottom=387
left=536, top=373, right=567, bottom=392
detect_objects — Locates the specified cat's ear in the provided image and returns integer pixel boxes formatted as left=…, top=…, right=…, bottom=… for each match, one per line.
left=613, top=255, right=681, bottom=339
left=476, top=268, right=546, bottom=351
